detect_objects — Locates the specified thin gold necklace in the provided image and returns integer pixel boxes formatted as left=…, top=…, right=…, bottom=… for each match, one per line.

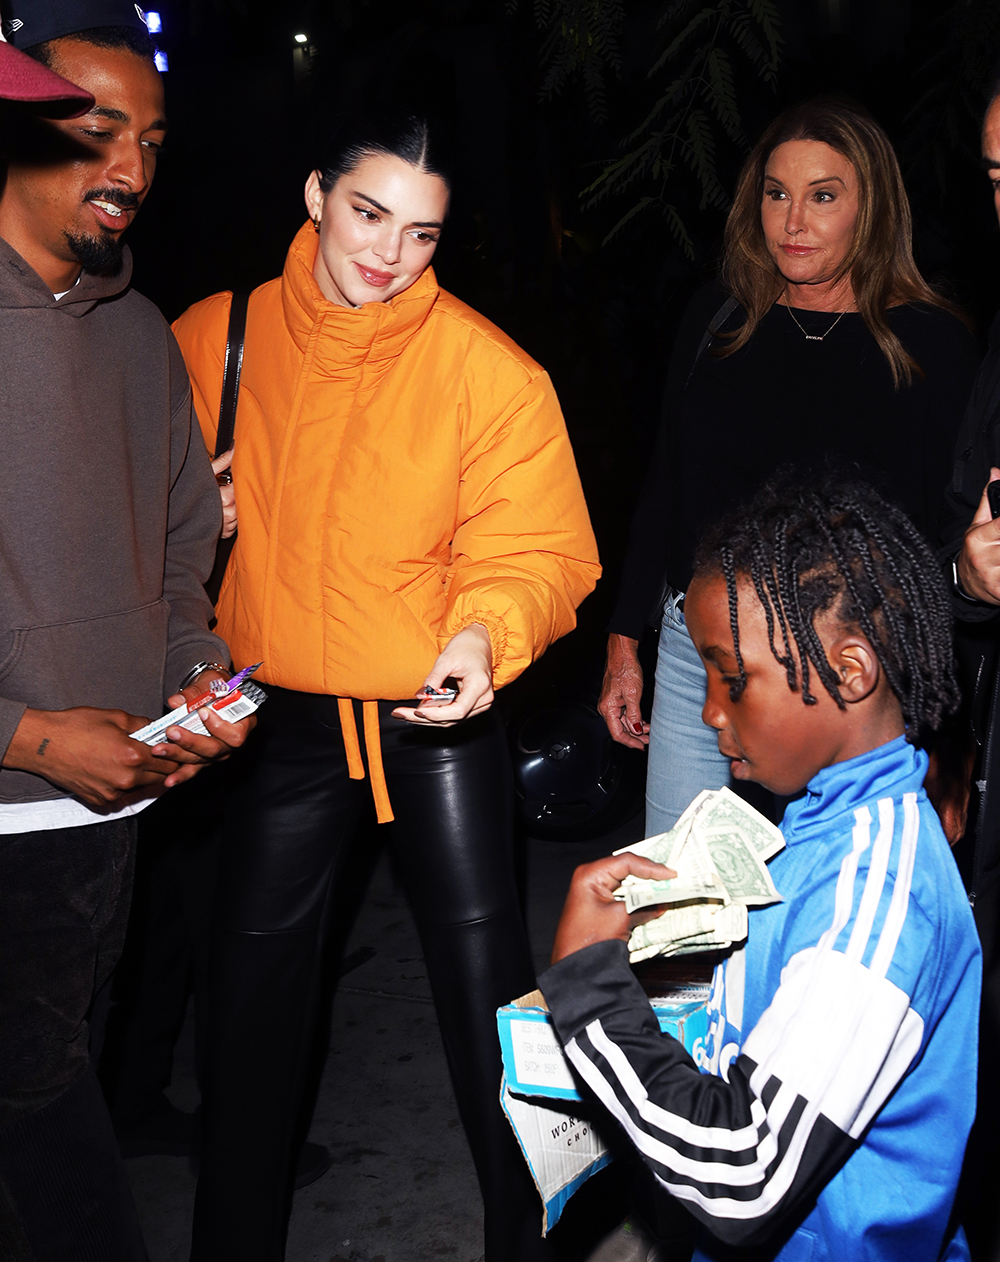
left=785, top=303, right=851, bottom=341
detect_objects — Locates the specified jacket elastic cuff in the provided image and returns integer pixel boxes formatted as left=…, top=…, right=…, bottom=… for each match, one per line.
left=441, top=610, right=509, bottom=676
left=540, top=940, right=655, bottom=1044
left=949, top=590, right=1000, bottom=622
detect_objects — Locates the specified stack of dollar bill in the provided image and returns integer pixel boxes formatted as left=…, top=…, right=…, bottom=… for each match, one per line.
left=614, top=787, right=785, bottom=963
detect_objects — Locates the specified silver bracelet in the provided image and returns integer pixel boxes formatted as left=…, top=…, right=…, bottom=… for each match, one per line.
left=178, top=660, right=229, bottom=692
left=951, top=557, right=983, bottom=605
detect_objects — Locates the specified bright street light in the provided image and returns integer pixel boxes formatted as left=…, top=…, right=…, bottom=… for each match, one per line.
left=293, top=33, right=308, bottom=44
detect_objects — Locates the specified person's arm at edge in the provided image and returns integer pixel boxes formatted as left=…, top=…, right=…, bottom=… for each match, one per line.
left=160, top=336, right=229, bottom=691
left=939, top=310, right=1000, bottom=618
left=600, top=283, right=732, bottom=745
left=608, top=282, right=728, bottom=641
left=153, top=332, right=251, bottom=780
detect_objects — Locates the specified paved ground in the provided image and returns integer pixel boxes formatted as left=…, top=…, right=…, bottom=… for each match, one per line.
left=124, top=813, right=650, bottom=1262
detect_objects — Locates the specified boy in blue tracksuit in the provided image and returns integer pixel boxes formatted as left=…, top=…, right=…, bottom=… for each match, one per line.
left=540, top=475, right=981, bottom=1262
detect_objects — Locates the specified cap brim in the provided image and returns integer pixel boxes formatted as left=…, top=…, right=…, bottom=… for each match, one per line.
left=0, top=41, right=93, bottom=116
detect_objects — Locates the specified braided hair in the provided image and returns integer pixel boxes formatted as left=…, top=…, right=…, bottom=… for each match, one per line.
left=692, top=471, right=959, bottom=742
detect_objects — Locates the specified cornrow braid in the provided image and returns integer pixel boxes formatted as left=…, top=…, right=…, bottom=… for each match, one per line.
left=693, top=469, right=959, bottom=741
left=719, top=544, right=748, bottom=697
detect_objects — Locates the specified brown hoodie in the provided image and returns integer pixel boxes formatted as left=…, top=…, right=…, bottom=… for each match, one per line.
left=0, top=237, right=227, bottom=803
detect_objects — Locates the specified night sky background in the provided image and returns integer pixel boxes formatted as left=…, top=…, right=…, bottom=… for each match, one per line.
left=126, top=0, right=1000, bottom=718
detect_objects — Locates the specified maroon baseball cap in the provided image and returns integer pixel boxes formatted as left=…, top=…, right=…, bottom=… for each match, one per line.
left=0, top=39, right=93, bottom=116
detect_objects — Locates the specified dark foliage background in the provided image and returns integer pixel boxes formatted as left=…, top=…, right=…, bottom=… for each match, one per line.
left=127, top=0, right=1000, bottom=709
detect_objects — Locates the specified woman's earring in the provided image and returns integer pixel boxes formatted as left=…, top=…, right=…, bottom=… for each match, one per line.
left=313, top=217, right=321, bottom=234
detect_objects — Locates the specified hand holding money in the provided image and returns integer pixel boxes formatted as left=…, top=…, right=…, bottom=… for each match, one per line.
left=614, top=787, right=784, bottom=962
left=550, top=852, right=677, bottom=964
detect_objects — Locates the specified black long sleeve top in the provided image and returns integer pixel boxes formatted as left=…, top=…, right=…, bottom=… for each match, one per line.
left=610, top=286, right=981, bottom=639
left=938, top=310, right=1000, bottom=624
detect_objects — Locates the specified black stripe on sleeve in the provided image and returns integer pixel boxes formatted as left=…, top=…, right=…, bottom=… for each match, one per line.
left=541, top=942, right=857, bottom=1248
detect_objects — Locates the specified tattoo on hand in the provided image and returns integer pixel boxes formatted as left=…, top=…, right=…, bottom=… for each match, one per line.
left=36, top=738, right=49, bottom=756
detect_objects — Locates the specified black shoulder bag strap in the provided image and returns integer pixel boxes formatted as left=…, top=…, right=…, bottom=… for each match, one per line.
left=215, top=288, right=250, bottom=458
left=205, top=288, right=250, bottom=604
left=684, top=294, right=740, bottom=390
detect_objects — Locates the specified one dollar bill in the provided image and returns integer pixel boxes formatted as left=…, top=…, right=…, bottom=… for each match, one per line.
left=615, top=788, right=783, bottom=962
left=615, top=820, right=729, bottom=912
left=628, top=902, right=749, bottom=962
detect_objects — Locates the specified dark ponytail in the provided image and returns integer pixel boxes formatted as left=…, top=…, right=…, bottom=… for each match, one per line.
left=317, top=110, right=453, bottom=194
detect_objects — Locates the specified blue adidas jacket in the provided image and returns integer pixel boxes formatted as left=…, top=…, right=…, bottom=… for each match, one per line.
left=541, top=736, right=981, bottom=1261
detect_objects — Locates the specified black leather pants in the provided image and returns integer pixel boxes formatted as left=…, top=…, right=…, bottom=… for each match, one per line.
left=190, top=687, right=549, bottom=1261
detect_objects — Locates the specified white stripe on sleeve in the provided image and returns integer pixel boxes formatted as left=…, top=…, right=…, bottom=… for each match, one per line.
left=558, top=793, right=925, bottom=1225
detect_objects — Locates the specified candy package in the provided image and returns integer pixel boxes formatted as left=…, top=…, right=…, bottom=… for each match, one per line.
left=131, top=664, right=266, bottom=745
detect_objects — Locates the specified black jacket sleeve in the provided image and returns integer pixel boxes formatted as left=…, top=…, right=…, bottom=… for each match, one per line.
left=540, top=940, right=859, bottom=1249
left=939, top=311, right=1000, bottom=623
left=609, top=284, right=736, bottom=638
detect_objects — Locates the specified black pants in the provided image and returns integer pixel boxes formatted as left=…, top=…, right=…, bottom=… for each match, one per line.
left=190, top=688, right=548, bottom=1261
left=100, top=774, right=227, bottom=1126
left=0, top=818, right=146, bottom=1261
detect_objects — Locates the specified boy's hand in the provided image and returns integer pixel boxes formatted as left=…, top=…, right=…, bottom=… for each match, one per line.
left=552, top=852, right=677, bottom=964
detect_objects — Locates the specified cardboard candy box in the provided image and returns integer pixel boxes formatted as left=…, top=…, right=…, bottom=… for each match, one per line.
left=496, top=987, right=710, bottom=1233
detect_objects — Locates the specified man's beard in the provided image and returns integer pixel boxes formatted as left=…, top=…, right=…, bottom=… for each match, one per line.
left=64, top=188, right=139, bottom=276
left=64, top=227, right=125, bottom=276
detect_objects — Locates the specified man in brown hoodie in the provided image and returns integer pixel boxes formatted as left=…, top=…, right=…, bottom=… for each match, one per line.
left=0, top=8, right=251, bottom=1258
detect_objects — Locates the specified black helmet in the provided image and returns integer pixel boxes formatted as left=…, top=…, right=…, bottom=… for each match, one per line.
left=511, top=703, right=644, bottom=840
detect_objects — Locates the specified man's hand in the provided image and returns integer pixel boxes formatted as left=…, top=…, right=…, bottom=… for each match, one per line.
left=551, top=852, right=676, bottom=964
left=597, top=633, right=649, bottom=749
left=391, top=624, right=493, bottom=727
left=957, top=467, right=1000, bottom=604
left=4, top=706, right=185, bottom=808
left=155, top=667, right=255, bottom=788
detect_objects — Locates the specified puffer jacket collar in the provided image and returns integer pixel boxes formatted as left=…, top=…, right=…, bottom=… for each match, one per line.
left=280, top=221, right=440, bottom=373
left=0, top=234, right=133, bottom=317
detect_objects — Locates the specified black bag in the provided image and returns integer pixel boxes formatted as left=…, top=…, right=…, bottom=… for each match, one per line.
left=205, top=289, right=250, bottom=604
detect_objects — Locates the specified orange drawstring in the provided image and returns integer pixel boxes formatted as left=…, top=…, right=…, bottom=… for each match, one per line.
left=362, top=701, right=393, bottom=823
left=336, top=697, right=394, bottom=823
left=337, top=698, right=364, bottom=778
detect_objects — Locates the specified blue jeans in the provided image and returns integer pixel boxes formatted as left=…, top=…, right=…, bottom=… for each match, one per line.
left=645, top=591, right=733, bottom=834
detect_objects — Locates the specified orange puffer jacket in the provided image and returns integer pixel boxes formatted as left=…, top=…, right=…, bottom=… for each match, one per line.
left=173, top=224, right=600, bottom=816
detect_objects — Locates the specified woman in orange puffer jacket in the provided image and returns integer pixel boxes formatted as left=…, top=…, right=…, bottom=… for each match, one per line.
left=173, top=111, right=600, bottom=1262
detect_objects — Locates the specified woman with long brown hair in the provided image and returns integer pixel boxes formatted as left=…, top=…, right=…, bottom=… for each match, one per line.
left=598, top=96, right=979, bottom=833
